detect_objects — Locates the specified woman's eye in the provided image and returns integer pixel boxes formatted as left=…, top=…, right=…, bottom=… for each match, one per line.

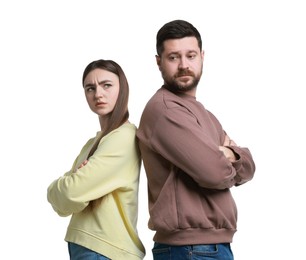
left=103, top=84, right=112, bottom=89
left=85, top=86, right=94, bottom=92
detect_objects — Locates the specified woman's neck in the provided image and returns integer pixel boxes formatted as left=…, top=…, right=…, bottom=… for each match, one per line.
left=99, top=115, right=110, bottom=132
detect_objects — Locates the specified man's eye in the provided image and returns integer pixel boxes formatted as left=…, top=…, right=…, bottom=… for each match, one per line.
left=169, top=55, right=178, bottom=61
left=188, top=54, right=196, bottom=59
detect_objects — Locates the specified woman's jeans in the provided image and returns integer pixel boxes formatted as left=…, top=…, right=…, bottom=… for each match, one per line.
left=152, top=242, right=234, bottom=260
left=68, top=242, right=110, bottom=260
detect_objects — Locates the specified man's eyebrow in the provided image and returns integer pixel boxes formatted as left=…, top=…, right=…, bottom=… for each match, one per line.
left=167, top=51, right=180, bottom=55
left=167, top=50, right=198, bottom=55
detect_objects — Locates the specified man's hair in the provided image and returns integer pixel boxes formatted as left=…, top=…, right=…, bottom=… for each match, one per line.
left=156, top=19, right=202, bottom=56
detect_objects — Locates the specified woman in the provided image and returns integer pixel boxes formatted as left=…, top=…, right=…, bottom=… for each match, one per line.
left=47, top=59, right=145, bottom=260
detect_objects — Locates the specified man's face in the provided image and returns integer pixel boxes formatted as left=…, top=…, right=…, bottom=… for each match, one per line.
left=156, top=37, right=204, bottom=96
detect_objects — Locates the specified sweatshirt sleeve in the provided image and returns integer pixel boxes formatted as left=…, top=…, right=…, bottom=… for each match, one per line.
left=225, top=145, right=255, bottom=186
left=47, top=126, right=138, bottom=216
left=150, top=106, right=246, bottom=190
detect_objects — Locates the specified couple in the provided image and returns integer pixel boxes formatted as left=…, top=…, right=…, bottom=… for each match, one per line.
left=47, top=20, right=256, bottom=260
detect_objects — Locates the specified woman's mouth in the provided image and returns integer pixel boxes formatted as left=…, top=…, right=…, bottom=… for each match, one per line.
left=96, top=102, right=106, bottom=107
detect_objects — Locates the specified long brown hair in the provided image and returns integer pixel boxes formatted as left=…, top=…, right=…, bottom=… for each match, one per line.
left=82, top=59, right=129, bottom=209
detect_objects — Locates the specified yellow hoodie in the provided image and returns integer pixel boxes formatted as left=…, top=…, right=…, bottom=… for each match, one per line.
left=47, top=123, right=145, bottom=259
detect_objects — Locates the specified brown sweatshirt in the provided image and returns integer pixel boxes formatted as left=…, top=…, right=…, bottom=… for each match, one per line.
left=137, top=86, right=255, bottom=245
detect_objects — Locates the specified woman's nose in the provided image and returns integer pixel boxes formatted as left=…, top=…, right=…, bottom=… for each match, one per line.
left=95, top=86, right=105, bottom=98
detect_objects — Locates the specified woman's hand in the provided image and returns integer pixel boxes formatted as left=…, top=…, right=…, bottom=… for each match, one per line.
left=78, top=160, right=89, bottom=169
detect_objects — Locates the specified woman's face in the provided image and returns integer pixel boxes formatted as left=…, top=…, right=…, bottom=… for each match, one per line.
left=83, top=68, right=120, bottom=118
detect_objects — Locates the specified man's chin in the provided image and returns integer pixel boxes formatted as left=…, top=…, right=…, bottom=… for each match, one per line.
left=164, top=79, right=197, bottom=92
left=177, top=83, right=196, bottom=92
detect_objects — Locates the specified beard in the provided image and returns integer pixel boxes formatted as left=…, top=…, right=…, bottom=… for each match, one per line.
left=161, top=67, right=202, bottom=93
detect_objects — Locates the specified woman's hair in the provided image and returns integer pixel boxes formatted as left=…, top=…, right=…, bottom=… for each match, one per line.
left=82, top=59, right=129, bottom=209
left=156, top=19, right=202, bottom=56
left=83, top=59, right=129, bottom=158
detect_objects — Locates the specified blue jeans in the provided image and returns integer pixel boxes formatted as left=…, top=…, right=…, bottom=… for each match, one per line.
left=68, top=242, right=110, bottom=260
left=152, top=242, right=234, bottom=260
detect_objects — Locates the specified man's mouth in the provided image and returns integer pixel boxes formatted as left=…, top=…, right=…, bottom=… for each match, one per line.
left=176, top=71, right=194, bottom=77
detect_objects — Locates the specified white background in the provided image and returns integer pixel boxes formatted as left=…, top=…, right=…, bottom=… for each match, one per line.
left=1, top=0, right=305, bottom=259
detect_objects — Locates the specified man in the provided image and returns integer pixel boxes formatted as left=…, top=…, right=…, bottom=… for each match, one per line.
left=137, top=19, right=256, bottom=260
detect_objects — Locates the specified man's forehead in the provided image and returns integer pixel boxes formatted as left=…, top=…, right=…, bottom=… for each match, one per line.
left=163, top=37, right=200, bottom=53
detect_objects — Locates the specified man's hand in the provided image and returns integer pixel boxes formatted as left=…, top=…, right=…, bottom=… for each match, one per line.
left=219, top=134, right=238, bottom=163
left=223, top=134, right=237, bottom=146
left=219, top=146, right=237, bottom=162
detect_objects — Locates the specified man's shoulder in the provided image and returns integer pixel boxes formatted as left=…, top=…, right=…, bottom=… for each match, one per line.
left=143, top=88, right=165, bottom=109
left=146, top=87, right=184, bottom=109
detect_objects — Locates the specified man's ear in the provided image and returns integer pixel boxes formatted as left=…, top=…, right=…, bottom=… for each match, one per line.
left=201, top=50, right=205, bottom=60
left=155, top=55, right=161, bottom=68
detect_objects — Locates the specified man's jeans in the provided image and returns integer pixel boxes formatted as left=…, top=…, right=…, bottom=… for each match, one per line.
left=152, top=242, right=234, bottom=260
left=68, top=242, right=110, bottom=260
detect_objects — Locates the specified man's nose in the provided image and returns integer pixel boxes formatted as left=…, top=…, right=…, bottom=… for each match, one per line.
left=178, top=57, right=189, bottom=69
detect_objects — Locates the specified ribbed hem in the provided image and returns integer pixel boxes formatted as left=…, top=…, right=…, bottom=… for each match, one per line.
left=153, top=228, right=236, bottom=245
left=65, top=229, right=145, bottom=260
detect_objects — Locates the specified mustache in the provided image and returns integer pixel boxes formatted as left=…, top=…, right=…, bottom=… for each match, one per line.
left=175, top=69, right=195, bottom=77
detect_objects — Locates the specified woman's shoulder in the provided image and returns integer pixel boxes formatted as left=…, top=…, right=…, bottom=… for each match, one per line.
left=117, top=122, right=137, bottom=133
left=104, top=122, right=137, bottom=142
